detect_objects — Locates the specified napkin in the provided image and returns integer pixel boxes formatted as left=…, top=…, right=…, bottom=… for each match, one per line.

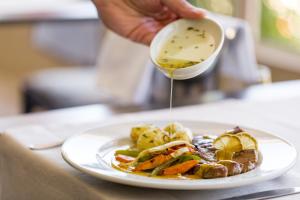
left=4, top=125, right=62, bottom=149
left=3, top=122, right=98, bottom=150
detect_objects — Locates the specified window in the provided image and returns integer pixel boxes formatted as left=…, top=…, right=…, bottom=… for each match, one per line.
left=261, top=0, right=300, bottom=52
left=242, top=0, right=300, bottom=72
left=190, top=0, right=300, bottom=72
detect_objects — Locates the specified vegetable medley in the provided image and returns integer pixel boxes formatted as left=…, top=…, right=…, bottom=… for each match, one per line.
left=114, top=123, right=259, bottom=179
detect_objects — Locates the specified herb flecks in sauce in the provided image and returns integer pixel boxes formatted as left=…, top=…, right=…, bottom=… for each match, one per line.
left=156, top=26, right=216, bottom=72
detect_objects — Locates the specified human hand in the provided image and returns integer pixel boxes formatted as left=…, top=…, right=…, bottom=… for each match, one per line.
left=92, top=0, right=206, bottom=45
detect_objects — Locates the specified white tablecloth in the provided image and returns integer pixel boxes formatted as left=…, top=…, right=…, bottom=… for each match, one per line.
left=0, top=98, right=300, bottom=200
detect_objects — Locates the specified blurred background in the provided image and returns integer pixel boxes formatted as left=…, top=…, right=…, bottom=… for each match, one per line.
left=1, top=0, right=300, bottom=116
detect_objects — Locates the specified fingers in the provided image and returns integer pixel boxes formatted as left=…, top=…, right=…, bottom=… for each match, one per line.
left=152, top=6, right=175, bottom=21
left=126, top=19, right=169, bottom=46
left=141, top=32, right=156, bottom=45
left=162, top=0, right=206, bottom=19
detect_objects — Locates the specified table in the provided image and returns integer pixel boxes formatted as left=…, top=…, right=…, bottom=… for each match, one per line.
left=0, top=0, right=98, bottom=24
left=0, top=97, right=300, bottom=200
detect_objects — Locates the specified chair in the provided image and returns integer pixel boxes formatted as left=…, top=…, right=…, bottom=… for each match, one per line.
left=22, top=67, right=113, bottom=112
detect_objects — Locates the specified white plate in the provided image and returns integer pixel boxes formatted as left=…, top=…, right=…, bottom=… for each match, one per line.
left=61, top=120, right=297, bottom=190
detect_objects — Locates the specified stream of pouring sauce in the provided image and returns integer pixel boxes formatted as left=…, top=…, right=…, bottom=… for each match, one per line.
left=169, top=78, right=173, bottom=115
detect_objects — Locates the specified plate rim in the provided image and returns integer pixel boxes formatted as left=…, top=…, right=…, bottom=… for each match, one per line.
left=61, top=119, right=298, bottom=190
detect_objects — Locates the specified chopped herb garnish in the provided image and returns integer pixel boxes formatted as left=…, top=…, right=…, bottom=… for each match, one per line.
left=201, top=59, right=205, bottom=61
left=194, top=46, right=199, bottom=49
left=149, top=140, right=154, bottom=143
left=198, top=33, right=206, bottom=38
left=143, top=134, right=148, bottom=138
left=187, top=27, right=194, bottom=31
left=197, top=30, right=206, bottom=38
left=210, top=44, right=214, bottom=47
left=163, top=135, right=170, bottom=142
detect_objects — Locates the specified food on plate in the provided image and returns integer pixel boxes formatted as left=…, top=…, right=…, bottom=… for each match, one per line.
left=115, top=154, right=135, bottom=163
left=130, top=123, right=192, bottom=151
left=113, top=124, right=259, bottom=179
left=194, top=163, right=228, bottom=178
left=213, top=134, right=243, bottom=160
left=164, top=122, right=185, bottom=134
left=217, top=160, right=242, bottom=176
left=171, top=128, right=193, bottom=143
left=233, top=149, right=258, bottom=173
left=236, top=132, right=258, bottom=150
left=130, top=124, right=157, bottom=143
left=192, top=135, right=217, bottom=162
left=136, top=128, right=168, bottom=151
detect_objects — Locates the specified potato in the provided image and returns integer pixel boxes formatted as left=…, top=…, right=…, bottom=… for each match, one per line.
left=130, top=124, right=155, bottom=143
left=164, top=122, right=184, bottom=134
left=171, top=128, right=193, bottom=143
left=154, top=130, right=171, bottom=145
left=136, top=129, right=169, bottom=151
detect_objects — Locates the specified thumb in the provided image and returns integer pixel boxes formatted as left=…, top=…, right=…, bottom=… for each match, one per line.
left=162, top=0, right=206, bottom=19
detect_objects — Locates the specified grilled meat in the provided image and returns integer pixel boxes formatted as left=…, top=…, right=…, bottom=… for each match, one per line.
left=233, top=149, right=258, bottom=172
left=192, top=136, right=214, bottom=146
left=192, top=134, right=259, bottom=177
left=195, top=163, right=228, bottom=179
left=225, top=126, right=244, bottom=135
left=217, top=160, right=243, bottom=176
left=242, top=161, right=256, bottom=173
left=192, top=136, right=217, bottom=162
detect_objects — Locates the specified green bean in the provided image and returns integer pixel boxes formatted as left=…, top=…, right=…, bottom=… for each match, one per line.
left=177, top=155, right=201, bottom=163
left=138, top=154, right=153, bottom=162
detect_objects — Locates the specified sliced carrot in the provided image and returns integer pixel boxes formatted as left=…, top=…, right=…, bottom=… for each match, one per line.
left=115, top=155, right=135, bottom=163
left=163, top=160, right=199, bottom=175
left=134, top=154, right=172, bottom=171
